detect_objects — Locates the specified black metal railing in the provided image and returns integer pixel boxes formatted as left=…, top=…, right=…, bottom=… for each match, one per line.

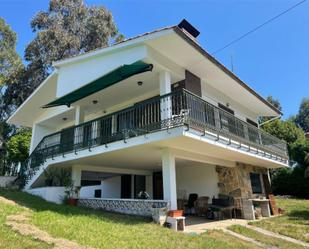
left=21, top=89, right=288, bottom=185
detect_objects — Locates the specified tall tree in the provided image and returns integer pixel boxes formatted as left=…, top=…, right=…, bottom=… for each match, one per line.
left=0, top=17, right=23, bottom=175
left=6, top=0, right=122, bottom=106
left=266, top=95, right=282, bottom=112
left=259, top=95, right=282, bottom=124
left=295, top=98, right=309, bottom=132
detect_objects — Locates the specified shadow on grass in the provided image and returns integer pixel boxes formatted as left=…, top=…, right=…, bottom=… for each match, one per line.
left=0, top=189, right=151, bottom=226
left=286, top=210, right=309, bottom=223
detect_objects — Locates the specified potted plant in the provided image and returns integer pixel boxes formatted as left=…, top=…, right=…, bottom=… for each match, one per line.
left=43, top=168, right=56, bottom=186
left=64, top=180, right=81, bottom=206
left=152, top=206, right=168, bottom=226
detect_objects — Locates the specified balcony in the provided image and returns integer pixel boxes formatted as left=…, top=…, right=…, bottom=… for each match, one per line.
left=25, top=89, right=288, bottom=173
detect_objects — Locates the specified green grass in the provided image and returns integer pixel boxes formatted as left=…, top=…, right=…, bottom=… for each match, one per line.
left=0, top=189, right=259, bottom=249
left=0, top=197, right=52, bottom=249
left=250, top=197, right=309, bottom=243
left=228, top=225, right=307, bottom=249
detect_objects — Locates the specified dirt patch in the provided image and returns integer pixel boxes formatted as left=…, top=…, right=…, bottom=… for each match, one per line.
left=0, top=196, right=17, bottom=206
left=6, top=211, right=92, bottom=249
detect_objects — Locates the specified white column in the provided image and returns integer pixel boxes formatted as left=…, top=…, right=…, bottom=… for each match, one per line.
left=75, top=105, right=84, bottom=125
left=159, top=70, right=172, bottom=121
left=74, top=106, right=85, bottom=145
left=162, top=149, right=177, bottom=210
left=71, top=165, right=82, bottom=188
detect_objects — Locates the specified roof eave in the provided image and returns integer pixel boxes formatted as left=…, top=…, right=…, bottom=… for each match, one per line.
left=172, top=26, right=282, bottom=116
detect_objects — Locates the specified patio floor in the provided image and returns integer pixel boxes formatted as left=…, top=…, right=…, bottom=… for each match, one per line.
left=185, top=216, right=248, bottom=234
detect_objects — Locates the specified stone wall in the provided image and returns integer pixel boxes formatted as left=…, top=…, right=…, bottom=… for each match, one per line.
left=78, top=198, right=169, bottom=217
left=216, top=163, right=267, bottom=199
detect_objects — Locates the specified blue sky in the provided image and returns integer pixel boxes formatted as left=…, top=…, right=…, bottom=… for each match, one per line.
left=1, top=0, right=308, bottom=118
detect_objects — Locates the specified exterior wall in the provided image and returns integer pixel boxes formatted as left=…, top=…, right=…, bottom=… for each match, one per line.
left=101, top=176, right=121, bottom=198
left=26, top=187, right=66, bottom=204
left=216, top=163, right=267, bottom=199
left=176, top=163, right=219, bottom=199
left=56, top=45, right=148, bottom=98
left=78, top=198, right=168, bottom=216
left=80, top=184, right=104, bottom=198
left=30, top=124, right=56, bottom=153
left=201, top=80, right=259, bottom=123
left=80, top=174, right=153, bottom=199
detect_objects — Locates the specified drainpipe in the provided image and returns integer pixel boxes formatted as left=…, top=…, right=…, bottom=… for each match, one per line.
left=258, top=115, right=281, bottom=128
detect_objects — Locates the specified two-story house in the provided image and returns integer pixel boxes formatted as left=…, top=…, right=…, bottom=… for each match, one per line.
left=8, top=20, right=288, bottom=218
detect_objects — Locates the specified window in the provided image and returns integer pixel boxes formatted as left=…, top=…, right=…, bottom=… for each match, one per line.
left=218, top=103, right=236, bottom=134
left=218, top=103, right=234, bottom=115
left=246, top=118, right=258, bottom=127
left=250, top=173, right=263, bottom=194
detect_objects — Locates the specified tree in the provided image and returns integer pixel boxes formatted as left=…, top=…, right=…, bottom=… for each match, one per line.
left=266, top=95, right=282, bottom=112
left=259, top=96, right=282, bottom=124
left=0, top=17, right=23, bottom=88
left=295, top=98, right=309, bottom=132
left=6, top=128, right=31, bottom=165
left=262, top=107, right=309, bottom=198
left=0, top=18, right=23, bottom=175
left=8, top=0, right=123, bottom=105
left=262, top=119, right=304, bottom=156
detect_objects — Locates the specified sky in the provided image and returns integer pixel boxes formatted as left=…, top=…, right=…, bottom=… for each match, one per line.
left=1, top=0, right=308, bottom=119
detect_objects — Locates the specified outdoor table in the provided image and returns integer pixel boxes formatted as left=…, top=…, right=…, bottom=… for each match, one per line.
left=249, top=198, right=271, bottom=217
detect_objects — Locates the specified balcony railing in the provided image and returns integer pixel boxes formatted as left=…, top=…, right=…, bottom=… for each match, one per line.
left=22, top=89, right=288, bottom=183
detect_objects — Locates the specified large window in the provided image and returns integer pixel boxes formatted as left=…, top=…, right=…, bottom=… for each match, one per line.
left=250, top=173, right=263, bottom=194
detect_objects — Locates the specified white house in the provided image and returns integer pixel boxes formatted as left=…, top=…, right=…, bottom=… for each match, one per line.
left=8, top=20, right=288, bottom=217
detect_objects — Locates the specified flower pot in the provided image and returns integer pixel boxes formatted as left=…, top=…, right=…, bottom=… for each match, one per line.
left=168, top=210, right=184, bottom=217
left=152, top=207, right=168, bottom=226
left=68, top=198, right=78, bottom=206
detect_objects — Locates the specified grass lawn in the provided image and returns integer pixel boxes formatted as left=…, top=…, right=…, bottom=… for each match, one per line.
left=228, top=225, right=307, bottom=249
left=250, top=197, right=309, bottom=243
left=0, top=197, right=52, bottom=249
left=0, top=189, right=259, bottom=249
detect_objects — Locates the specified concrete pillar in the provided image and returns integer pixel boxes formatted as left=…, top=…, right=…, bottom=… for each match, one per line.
left=71, top=165, right=82, bottom=188
left=159, top=70, right=172, bottom=121
left=75, top=106, right=84, bottom=126
left=162, top=149, right=177, bottom=210
left=146, top=174, right=153, bottom=199
left=74, top=106, right=85, bottom=145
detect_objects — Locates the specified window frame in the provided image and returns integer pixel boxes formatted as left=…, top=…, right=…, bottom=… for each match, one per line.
left=250, top=172, right=263, bottom=194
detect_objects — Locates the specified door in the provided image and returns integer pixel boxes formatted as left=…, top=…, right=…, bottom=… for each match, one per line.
left=60, top=127, right=74, bottom=153
left=99, top=117, right=112, bottom=144
left=262, top=173, right=272, bottom=196
left=121, top=175, right=132, bottom=198
left=153, top=172, right=163, bottom=200
left=134, top=175, right=146, bottom=198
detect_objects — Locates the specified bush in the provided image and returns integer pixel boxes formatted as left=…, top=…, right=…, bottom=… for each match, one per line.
left=272, top=166, right=309, bottom=198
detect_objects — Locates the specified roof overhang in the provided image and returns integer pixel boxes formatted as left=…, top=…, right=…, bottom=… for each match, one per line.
left=8, top=23, right=282, bottom=128
left=43, top=61, right=153, bottom=108
left=7, top=72, right=59, bottom=127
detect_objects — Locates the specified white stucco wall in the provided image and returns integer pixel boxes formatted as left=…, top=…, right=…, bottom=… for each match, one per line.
left=26, top=187, right=66, bottom=204
left=176, top=163, right=219, bottom=199
left=56, top=45, right=147, bottom=98
left=80, top=184, right=104, bottom=198
left=201, top=80, right=259, bottom=123
left=30, top=124, right=56, bottom=153
left=101, top=176, right=121, bottom=198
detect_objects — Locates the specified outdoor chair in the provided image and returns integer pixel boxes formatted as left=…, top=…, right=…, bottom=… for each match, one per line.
left=195, top=196, right=209, bottom=216
left=184, top=193, right=198, bottom=215
left=209, top=195, right=236, bottom=219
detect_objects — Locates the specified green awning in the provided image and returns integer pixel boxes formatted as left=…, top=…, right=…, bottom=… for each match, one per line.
left=43, top=61, right=153, bottom=108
